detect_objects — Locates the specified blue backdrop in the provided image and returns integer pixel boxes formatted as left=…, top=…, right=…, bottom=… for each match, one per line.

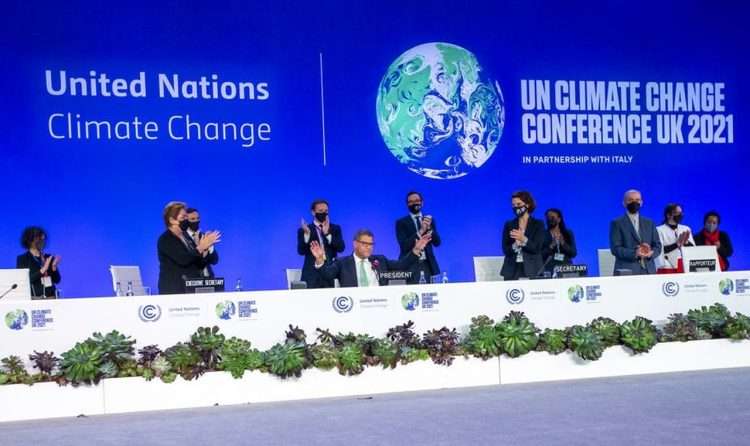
left=2, top=1, right=747, bottom=297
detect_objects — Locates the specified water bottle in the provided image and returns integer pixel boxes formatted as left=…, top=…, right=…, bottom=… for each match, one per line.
left=115, top=282, right=123, bottom=297
left=441, top=271, right=449, bottom=284
left=126, top=281, right=134, bottom=296
left=235, top=278, right=243, bottom=292
left=419, top=271, right=427, bottom=284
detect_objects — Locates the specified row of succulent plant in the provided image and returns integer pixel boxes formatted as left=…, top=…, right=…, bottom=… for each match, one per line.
left=1, top=303, right=749, bottom=386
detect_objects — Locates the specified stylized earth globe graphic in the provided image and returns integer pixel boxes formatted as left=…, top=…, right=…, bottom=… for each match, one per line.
left=5, top=310, right=28, bottom=330
left=215, top=301, right=236, bottom=320
left=568, top=286, right=585, bottom=303
left=376, top=42, right=505, bottom=179
left=401, top=292, right=420, bottom=311
left=719, top=279, right=734, bottom=296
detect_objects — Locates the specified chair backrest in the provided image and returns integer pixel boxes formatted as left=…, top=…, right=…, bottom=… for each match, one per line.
left=473, top=256, right=505, bottom=282
left=597, top=249, right=616, bottom=277
left=285, top=268, right=303, bottom=289
left=109, top=265, right=146, bottom=296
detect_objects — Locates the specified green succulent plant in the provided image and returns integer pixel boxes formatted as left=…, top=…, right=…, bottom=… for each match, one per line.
left=372, top=338, right=399, bottom=369
left=400, top=347, right=430, bottom=364
left=496, top=311, right=539, bottom=358
left=464, top=315, right=501, bottom=359
left=100, top=361, right=119, bottom=379
left=218, top=337, right=257, bottom=379
left=620, top=316, right=658, bottom=354
left=117, top=359, right=139, bottom=378
left=1, top=356, right=32, bottom=385
left=687, top=303, right=731, bottom=337
left=89, top=330, right=135, bottom=368
left=567, top=325, right=605, bottom=361
left=165, top=343, right=203, bottom=380
left=589, top=317, right=621, bottom=347
left=725, top=313, right=750, bottom=340
left=265, top=343, right=306, bottom=379
left=141, top=368, right=155, bottom=381
left=337, top=343, right=365, bottom=376
left=537, top=329, right=567, bottom=355
left=310, top=343, right=338, bottom=371
left=160, top=371, right=177, bottom=383
left=660, top=313, right=710, bottom=342
left=151, top=355, right=171, bottom=377
left=190, top=326, right=225, bottom=370
left=60, top=340, right=104, bottom=385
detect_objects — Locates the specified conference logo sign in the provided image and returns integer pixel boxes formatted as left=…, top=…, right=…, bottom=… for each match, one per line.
left=5, top=309, right=28, bottom=330
left=662, top=281, right=680, bottom=297
left=401, top=292, right=420, bottom=311
left=505, top=288, right=525, bottom=305
left=568, top=285, right=601, bottom=303
left=215, top=301, right=236, bottom=320
left=719, top=279, right=734, bottom=295
left=138, top=304, right=162, bottom=322
left=332, top=296, right=354, bottom=313
left=376, top=42, right=505, bottom=180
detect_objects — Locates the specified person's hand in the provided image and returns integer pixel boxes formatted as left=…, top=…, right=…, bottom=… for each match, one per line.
left=40, top=255, right=53, bottom=274
left=715, top=241, right=722, bottom=248
left=677, top=231, right=690, bottom=247
left=321, top=218, right=330, bottom=235
left=51, top=255, right=61, bottom=270
left=198, top=231, right=221, bottom=252
left=413, top=232, right=432, bottom=254
left=510, top=229, right=526, bottom=243
left=301, top=218, right=311, bottom=236
left=420, top=215, right=432, bottom=233
left=310, top=241, right=326, bottom=263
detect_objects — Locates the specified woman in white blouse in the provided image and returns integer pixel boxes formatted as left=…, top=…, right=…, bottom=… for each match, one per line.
left=655, top=203, right=695, bottom=270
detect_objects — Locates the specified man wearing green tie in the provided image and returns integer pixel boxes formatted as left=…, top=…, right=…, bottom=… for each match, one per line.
left=311, top=229, right=431, bottom=287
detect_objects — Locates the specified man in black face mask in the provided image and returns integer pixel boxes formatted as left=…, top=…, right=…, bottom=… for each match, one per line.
left=396, top=191, right=442, bottom=283
left=297, top=199, right=345, bottom=288
left=185, top=208, right=219, bottom=278
left=609, top=189, right=661, bottom=275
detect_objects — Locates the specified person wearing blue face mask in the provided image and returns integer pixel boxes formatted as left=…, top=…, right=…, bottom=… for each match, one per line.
left=694, top=210, right=733, bottom=271
left=500, top=191, right=545, bottom=280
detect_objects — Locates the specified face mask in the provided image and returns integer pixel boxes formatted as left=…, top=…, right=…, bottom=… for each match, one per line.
left=672, top=214, right=683, bottom=224
left=513, top=206, right=528, bottom=217
left=187, top=221, right=200, bottom=232
left=705, top=223, right=717, bottom=233
left=314, top=212, right=328, bottom=223
left=547, top=218, right=558, bottom=228
left=626, top=202, right=641, bottom=214
left=408, top=204, right=422, bottom=214
left=179, top=220, right=189, bottom=231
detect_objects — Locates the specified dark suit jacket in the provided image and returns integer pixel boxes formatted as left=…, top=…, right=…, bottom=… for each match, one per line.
left=395, top=214, right=441, bottom=275
left=187, top=231, right=219, bottom=278
left=500, top=217, right=545, bottom=280
left=158, top=230, right=216, bottom=295
left=16, top=251, right=61, bottom=298
left=609, top=214, right=662, bottom=274
left=541, top=228, right=577, bottom=272
left=317, top=252, right=419, bottom=288
left=297, top=223, right=345, bottom=288
left=694, top=230, right=733, bottom=269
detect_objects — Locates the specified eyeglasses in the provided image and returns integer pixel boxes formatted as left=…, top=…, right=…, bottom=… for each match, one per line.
left=355, top=240, right=374, bottom=246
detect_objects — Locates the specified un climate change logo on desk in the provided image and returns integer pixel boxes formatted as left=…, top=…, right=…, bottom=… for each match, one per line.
left=401, top=292, right=420, bottom=311
left=5, top=310, right=28, bottom=330
left=505, top=289, right=525, bottom=305
left=215, top=301, right=236, bottom=320
left=719, top=279, right=735, bottom=296
left=332, top=296, right=354, bottom=313
left=376, top=42, right=505, bottom=180
left=138, top=304, right=162, bottom=322
left=662, top=281, right=680, bottom=297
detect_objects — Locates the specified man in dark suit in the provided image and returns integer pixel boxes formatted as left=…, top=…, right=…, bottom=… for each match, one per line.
left=185, top=208, right=219, bottom=278
left=297, top=199, right=345, bottom=288
left=396, top=191, right=442, bottom=284
left=310, top=229, right=431, bottom=287
left=609, top=189, right=662, bottom=275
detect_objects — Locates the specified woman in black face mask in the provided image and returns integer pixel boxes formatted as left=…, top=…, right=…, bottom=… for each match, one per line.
left=500, top=191, right=545, bottom=281
left=655, top=203, right=695, bottom=272
left=157, top=201, right=221, bottom=295
left=16, top=226, right=62, bottom=299
left=541, top=209, right=577, bottom=276
left=694, top=210, right=733, bottom=271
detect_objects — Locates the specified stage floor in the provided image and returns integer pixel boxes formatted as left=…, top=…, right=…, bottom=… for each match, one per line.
left=3, top=368, right=749, bottom=445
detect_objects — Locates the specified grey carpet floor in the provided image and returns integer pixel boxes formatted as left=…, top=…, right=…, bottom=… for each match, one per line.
left=2, top=368, right=750, bottom=446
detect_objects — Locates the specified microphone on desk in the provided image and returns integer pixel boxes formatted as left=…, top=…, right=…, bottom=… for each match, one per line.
left=0, top=284, right=18, bottom=300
